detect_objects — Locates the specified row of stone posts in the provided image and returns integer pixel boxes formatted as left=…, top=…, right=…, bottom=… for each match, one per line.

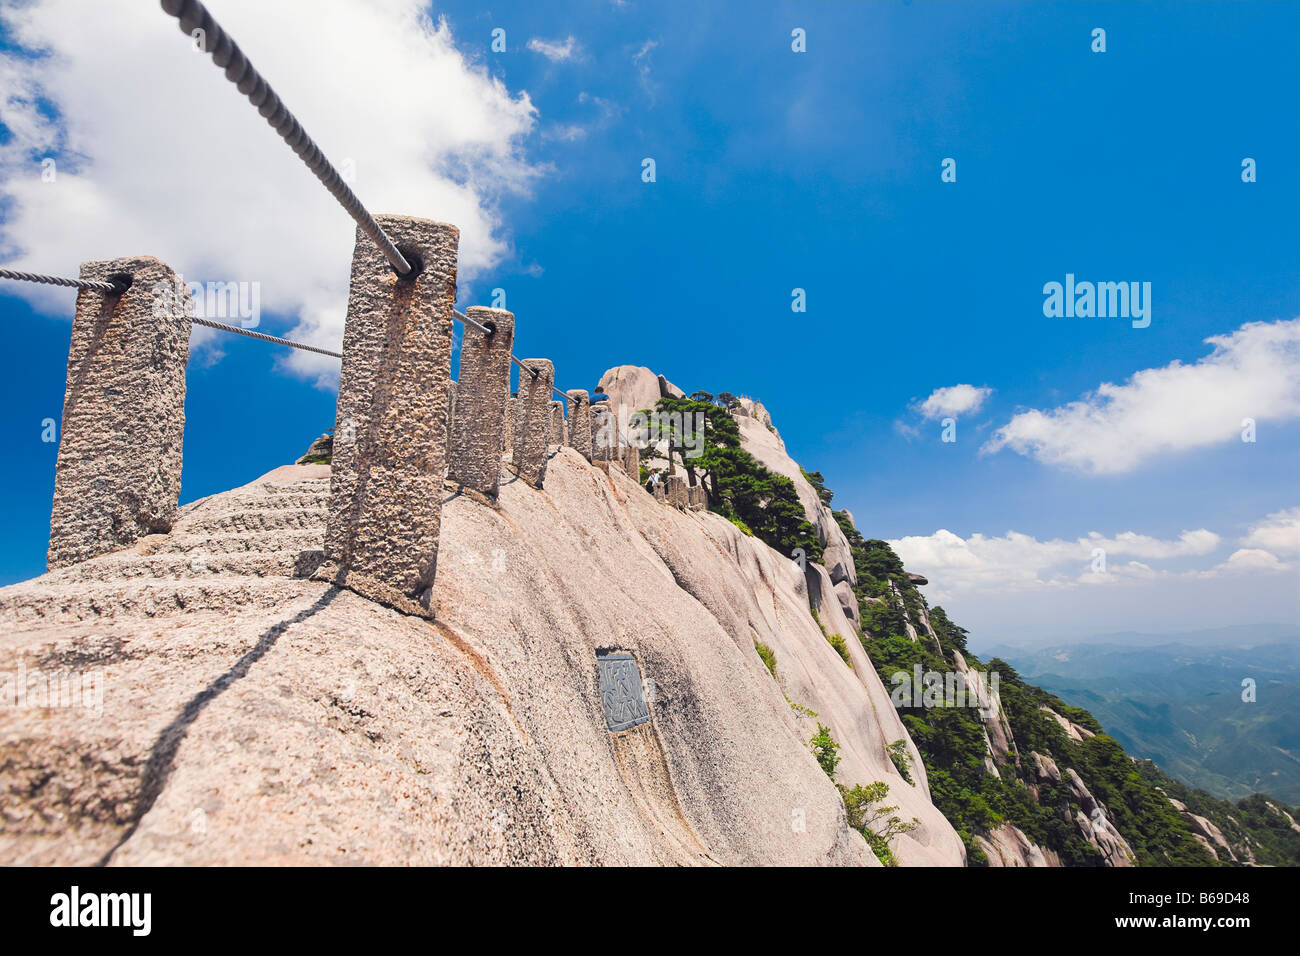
left=47, top=213, right=707, bottom=621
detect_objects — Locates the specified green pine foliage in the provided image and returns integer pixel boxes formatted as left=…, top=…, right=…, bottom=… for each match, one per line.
left=640, top=396, right=823, bottom=563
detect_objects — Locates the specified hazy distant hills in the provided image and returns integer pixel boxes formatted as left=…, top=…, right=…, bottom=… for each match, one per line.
left=983, top=627, right=1300, bottom=804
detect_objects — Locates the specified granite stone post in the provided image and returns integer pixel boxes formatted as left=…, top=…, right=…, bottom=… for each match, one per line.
left=448, top=306, right=513, bottom=498
left=47, top=256, right=191, bottom=569
left=666, top=475, right=688, bottom=509
left=566, top=389, right=592, bottom=461
left=445, top=380, right=458, bottom=452
left=502, top=395, right=516, bottom=457
left=317, top=215, right=458, bottom=619
left=549, top=400, right=567, bottom=447
left=622, top=443, right=640, bottom=479
left=591, top=400, right=613, bottom=461
left=513, top=359, right=554, bottom=487
left=653, top=479, right=666, bottom=503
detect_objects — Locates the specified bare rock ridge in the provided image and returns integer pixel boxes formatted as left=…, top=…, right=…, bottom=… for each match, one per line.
left=0, top=430, right=965, bottom=863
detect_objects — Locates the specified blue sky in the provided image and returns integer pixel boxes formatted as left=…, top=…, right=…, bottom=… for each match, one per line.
left=1, top=0, right=1297, bottom=643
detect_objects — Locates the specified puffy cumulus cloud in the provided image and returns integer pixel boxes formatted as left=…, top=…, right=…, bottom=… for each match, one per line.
left=1240, top=506, right=1300, bottom=556
left=0, top=0, right=539, bottom=383
left=889, top=520, right=1277, bottom=597
left=1207, top=548, right=1290, bottom=574
left=983, top=318, right=1300, bottom=474
left=526, top=36, right=582, bottom=62
left=915, top=384, right=992, bottom=420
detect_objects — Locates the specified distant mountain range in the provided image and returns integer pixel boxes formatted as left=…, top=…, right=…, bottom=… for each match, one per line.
left=982, top=626, right=1300, bottom=803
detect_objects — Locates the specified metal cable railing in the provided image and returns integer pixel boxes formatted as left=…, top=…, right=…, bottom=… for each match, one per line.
left=191, top=315, right=342, bottom=358
left=5, top=5, right=627, bottom=443
left=0, top=269, right=340, bottom=358
left=0, top=268, right=126, bottom=295
left=159, top=0, right=412, bottom=276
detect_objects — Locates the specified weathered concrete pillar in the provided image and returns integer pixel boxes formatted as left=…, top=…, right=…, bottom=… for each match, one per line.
left=47, top=256, right=191, bottom=569
left=317, top=216, right=458, bottom=619
left=653, top=478, right=666, bottom=503
left=566, top=389, right=592, bottom=461
left=513, top=359, right=554, bottom=487
left=448, top=306, right=513, bottom=498
left=591, top=400, right=613, bottom=461
left=549, top=400, right=567, bottom=447
left=666, top=475, right=688, bottom=509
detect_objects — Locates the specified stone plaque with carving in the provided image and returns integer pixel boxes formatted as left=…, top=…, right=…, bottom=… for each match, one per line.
left=597, top=651, right=650, bottom=733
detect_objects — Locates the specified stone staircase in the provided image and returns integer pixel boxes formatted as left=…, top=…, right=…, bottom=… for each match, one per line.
left=0, top=473, right=330, bottom=629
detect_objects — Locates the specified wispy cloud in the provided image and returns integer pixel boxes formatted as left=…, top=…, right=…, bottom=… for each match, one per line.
left=633, top=39, right=658, bottom=101
left=527, top=35, right=582, bottom=62
left=983, top=318, right=1300, bottom=474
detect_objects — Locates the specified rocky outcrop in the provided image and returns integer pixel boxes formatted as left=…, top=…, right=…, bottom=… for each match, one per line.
left=974, top=823, right=1060, bottom=867
left=734, top=414, right=857, bottom=587
left=953, top=650, right=1017, bottom=768
left=1063, top=768, right=1137, bottom=867
left=296, top=434, right=332, bottom=465
left=596, top=365, right=663, bottom=423
left=733, top=397, right=778, bottom=438
left=833, top=579, right=860, bottom=625
left=1041, top=706, right=1096, bottom=742
left=1030, top=751, right=1062, bottom=783
left=0, top=450, right=964, bottom=866
left=1168, top=797, right=1239, bottom=863
left=658, top=374, right=685, bottom=400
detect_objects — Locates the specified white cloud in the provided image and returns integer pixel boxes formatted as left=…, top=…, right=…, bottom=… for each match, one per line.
left=1240, top=506, right=1300, bottom=556
left=527, top=36, right=582, bottom=62
left=1209, top=548, right=1289, bottom=574
left=0, top=0, right=539, bottom=383
left=983, top=318, right=1300, bottom=474
left=889, top=523, right=1253, bottom=596
left=915, top=384, right=992, bottom=420
left=633, top=40, right=658, bottom=101
left=1080, top=529, right=1220, bottom=559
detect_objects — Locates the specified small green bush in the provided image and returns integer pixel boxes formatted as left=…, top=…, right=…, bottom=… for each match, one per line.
left=887, top=739, right=914, bottom=785
left=811, top=724, right=840, bottom=777
left=754, top=641, right=777, bottom=678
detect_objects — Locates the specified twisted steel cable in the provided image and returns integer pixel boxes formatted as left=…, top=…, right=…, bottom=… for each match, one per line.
left=1, top=268, right=340, bottom=358
left=0, top=268, right=126, bottom=294
left=453, top=307, right=570, bottom=399
left=190, top=316, right=341, bottom=358
left=159, top=0, right=412, bottom=276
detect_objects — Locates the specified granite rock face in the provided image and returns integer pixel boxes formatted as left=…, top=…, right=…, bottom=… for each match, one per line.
left=734, top=414, right=857, bottom=587
left=47, top=257, right=192, bottom=570
left=0, top=451, right=966, bottom=866
left=596, top=366, right=662, bottom=424
left=0, top=447, right=972, bottom=868
left=317, top=216, right=457, bottom=619
left=974, top=823, right=1060, bottom=867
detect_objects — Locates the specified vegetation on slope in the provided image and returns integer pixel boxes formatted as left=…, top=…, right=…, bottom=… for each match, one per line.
left=638, top=396, right=823, bottom=563
left=821, top=483, right=1293, bottom=866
